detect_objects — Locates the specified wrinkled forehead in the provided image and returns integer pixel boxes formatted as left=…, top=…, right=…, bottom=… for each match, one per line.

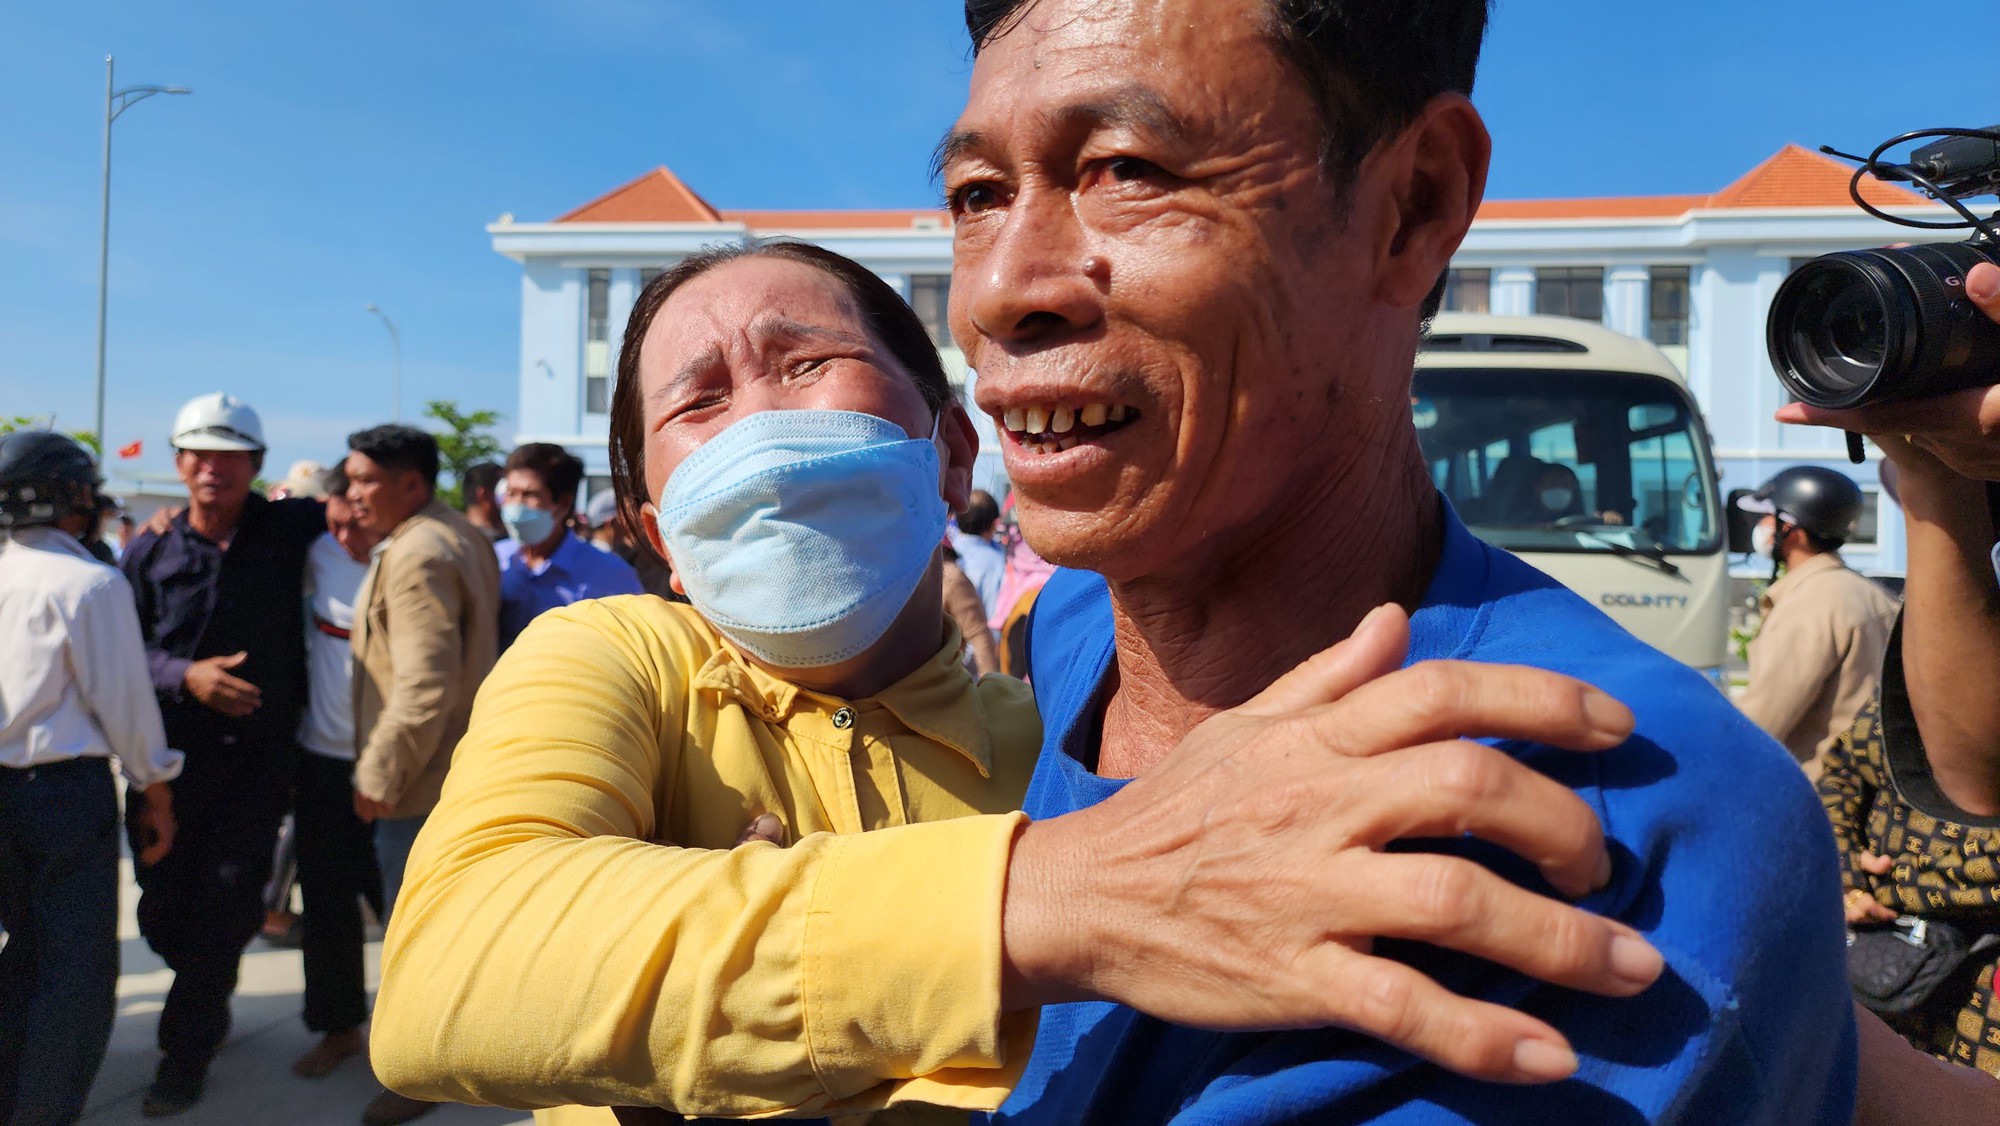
left=957, top=0, right=1280, bottom=131
left=640, top=257, right=871, bottom=381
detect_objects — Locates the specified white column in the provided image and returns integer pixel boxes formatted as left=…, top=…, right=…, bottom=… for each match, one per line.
left=1491, top=266, right=1535, bottom=316
left=1605, top=265, right=1649, bottom=340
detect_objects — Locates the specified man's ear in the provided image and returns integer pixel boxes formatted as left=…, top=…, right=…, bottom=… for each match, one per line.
left=940, top=404, right=979, bottom=513
left=1368, top=93, right=1490, bottom=310
left=640, top=501, right=687, bottom=595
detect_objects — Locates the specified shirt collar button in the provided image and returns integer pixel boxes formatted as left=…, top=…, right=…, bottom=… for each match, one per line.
left=831, top=707, right=855, bottom=730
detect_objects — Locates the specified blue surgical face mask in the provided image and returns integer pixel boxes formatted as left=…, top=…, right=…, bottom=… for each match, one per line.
left=502, top=502, right=557, bottom=547
left=656, top=408, right=948, bottom=668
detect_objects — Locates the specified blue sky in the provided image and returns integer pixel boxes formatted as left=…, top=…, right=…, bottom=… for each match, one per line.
left=2, top=0, right=1987, bottom=483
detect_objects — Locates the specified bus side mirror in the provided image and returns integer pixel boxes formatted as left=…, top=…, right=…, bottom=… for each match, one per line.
left=1725, top=489, right=1757, bottom=554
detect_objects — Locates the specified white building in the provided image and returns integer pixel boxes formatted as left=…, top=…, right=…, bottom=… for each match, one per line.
left=490, top=145, right=1951, bottom=573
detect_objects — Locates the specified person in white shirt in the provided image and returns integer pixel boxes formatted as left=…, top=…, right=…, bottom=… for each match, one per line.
left=0, top=431, right=181, bottom=1126
left=287, top=466, right=384, bottom=1081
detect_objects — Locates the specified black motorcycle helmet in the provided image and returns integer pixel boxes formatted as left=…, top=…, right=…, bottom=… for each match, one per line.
left=0, top=430, right=102, bottom=529
left=1736, top=465, right=1865, bottom=548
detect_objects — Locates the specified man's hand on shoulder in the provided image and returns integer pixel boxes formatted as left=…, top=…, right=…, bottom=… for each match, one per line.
left=1000, top=605, right=1662, bottom=1086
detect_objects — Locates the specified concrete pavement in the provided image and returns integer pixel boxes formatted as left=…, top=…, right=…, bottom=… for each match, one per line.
left=80, top=858, right=530, bottom=1126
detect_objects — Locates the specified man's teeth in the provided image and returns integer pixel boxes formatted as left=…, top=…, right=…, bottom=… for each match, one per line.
left=1005, top=402, right=1133, bottom=438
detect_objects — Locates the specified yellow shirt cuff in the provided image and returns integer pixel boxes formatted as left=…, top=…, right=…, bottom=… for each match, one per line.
left=804, top=811, right=1036, bottom=1111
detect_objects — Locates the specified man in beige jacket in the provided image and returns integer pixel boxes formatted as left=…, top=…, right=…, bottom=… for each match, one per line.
left=341, top=424, right=498, bottom=1126
left=1736, top=466, right=1900, bottom=776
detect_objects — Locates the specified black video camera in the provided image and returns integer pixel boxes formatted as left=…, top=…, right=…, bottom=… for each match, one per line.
left=1767, top=128, right=2000, bottom=411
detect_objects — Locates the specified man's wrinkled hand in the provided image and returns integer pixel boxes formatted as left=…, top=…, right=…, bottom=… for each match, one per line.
left=184, top=651, right=261, bottom=717
left=1002, top=604, right=1662, bottom=1086
left=145, top=505, right=183, bottom=537
left=1775, top=261, right=2000, bottom=482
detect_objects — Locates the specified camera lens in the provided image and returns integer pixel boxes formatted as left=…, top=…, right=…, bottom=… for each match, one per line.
left=1816, top=285, right=1886, bottom=369
left=1769, top=241, right=2000, bottom=409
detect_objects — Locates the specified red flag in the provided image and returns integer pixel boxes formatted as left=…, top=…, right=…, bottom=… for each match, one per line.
left=118, top=440, right=143, bottom=459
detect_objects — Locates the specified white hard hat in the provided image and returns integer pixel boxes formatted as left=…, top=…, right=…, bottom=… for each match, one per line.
left=171, top=392, right=266, bottom=452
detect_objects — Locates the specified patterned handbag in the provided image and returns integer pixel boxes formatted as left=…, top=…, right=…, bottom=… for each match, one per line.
left=1847, top=915, right=1999, bottom=1016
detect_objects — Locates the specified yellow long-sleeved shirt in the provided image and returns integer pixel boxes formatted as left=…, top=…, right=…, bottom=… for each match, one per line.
left=371, top=595, right=1040, bottom=1122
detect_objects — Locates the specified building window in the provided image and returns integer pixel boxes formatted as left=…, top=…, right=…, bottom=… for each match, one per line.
left=908, top=274, right=952, bottom=348
left=1535, top=267, right=1604, bottom=322
left=640, top=267, right=665, bottom=290
left=1649, top=266, right=1690, bottom=345
left=1443, top=268, right=1490, bottom=314
left=1849, top=490, right=1880, bottom=546
left=584, top=269, right=611, bottom=415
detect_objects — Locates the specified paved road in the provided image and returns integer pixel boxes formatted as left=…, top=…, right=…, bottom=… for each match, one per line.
left=80, top=859, right=530, bottom=1126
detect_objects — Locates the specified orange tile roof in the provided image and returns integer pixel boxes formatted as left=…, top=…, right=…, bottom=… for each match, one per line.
left=1706, top=144, right=1926, bottom=210
left=1478, top=145, right=1931, bottom=222
left=558, top=167, right=722, bottom=223
left=559, top=147, right=1938, bottom=228
left=1477, top=195, right=1709, bottom=221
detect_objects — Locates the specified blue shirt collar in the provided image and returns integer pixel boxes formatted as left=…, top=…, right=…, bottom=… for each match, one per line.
left=500, top=529, right=588, bottom=580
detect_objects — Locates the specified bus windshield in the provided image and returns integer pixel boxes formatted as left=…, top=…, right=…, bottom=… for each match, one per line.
left=1411, top=368, right=1721, bottom=556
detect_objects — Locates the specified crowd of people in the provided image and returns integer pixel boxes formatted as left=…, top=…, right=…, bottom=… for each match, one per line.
left=0, top=384, right=1051, bottom=1126
left=7, top=1, right=2000, bottom=1124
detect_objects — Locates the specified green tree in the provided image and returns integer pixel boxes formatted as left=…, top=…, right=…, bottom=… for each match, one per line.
left=3, top=416, right=100, bottom=456
left=423, top=399, right=504, bottom=509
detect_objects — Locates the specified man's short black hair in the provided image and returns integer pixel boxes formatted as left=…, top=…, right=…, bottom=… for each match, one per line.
left=966, top=1, right=1490, bottom=188
left=318, top=463, right=350, bottom=498
left=959, top=489, right=1001, bottom=537
left=461, top=461, right=502, bottom=501
left=504, top=443, right=585, bottom=508
left=347, top=425, right=439, bottom=490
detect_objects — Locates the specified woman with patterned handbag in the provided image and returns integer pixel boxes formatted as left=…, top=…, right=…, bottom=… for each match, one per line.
left=1819, top=434, right=2000, bottom=1079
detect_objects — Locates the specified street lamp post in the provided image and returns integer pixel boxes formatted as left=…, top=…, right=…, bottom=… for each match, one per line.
left=364, top=304, right=403, bottom=422
left=94, top=56, right=190, bottom=453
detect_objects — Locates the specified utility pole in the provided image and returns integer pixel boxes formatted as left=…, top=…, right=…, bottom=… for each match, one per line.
left=93, top=56, right=190, bottom=450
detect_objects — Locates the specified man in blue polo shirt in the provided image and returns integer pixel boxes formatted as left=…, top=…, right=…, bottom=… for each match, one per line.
left=494, top=442, right=642, bottom=650
left=940, top=0, right=1855, bottom=1120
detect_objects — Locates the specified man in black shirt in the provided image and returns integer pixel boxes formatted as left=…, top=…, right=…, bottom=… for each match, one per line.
left=118, top=393, right=325, bottom=1117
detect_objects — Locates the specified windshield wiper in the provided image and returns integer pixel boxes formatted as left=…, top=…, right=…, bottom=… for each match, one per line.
left=1573, top=529, right=1686, bottom=581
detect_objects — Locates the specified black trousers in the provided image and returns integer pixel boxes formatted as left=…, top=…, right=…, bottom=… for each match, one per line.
left=0, top=757, right=120, bottom=1126
left=293, top=750, right=380, bottom=1034
left=123, top=743, right=290, bottom=1075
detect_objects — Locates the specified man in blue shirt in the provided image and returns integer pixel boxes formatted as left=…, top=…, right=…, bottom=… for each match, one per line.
left=939, top=0, right=1855, bottom=1119
left=950, top=488, right=1007, bottom=616
left=494, top=442, right=642, bottom=649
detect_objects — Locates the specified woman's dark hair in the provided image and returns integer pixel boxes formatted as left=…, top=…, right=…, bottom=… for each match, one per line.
left=504, top=442, right=586, bottom=507
left=608, top=241, right=956, bottom=563
left=346, top=424, right=439, bottom=490
left=965, top=1, right=1491, bottom=190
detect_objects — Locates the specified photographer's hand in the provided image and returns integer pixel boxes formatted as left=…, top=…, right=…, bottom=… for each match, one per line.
left=1776, top=261, right=2000, bottom=481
